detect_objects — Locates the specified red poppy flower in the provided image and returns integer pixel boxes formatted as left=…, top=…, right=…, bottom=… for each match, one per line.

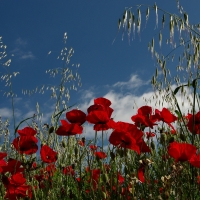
left=40, top=145, right=57, bottom=163
left=109, top=130, right=140, bottom=154
left=187, top=111, right=200, bottom=134
left=94, top=97, right=111, bottom=107
left=4, top=172, right=32, bottom=200
left=63, top=165, right=75, bottom=176
left=17, top=127, right=37, bottom=136
left=87, top=109, right=110, bottom=124
left=12, top=136, right=38, bottom=155
left=168, top=141, right=197, bottom=162
left=1, top=159, right=24, bottom=175
left=90, top=168, right=101, bottom=189
left=45, top=164, right=57, bottom=177
left=4, top=184, right=32, bottom=200
left=114, top=121, right=139, bottom=132
left=56, top=120, right=83, bottom=136
left=78, top=140, right=85, bottom=146
left=185, top=113, right=192, bottom=120
left=146, top=132, right=155, bottom=139
left=0, top=152, right=7, bottom=160
left=34, top=174, right=45, bottom=189
left=89, top=145, right=97, bottom=151
left=117, top=172, right=124, bottom=184
left=10, top=172, right=26, bottom=185
left=189, top=153, right=200, bottom=168
left=86, top=97, right=114, bottom=131
left=66, top=109, right=86, bottom=125
left=0, top=160, right=7, bottom=173
left=131, top=106, right=157, bottom=129
left=155, top=108, right=177, bottom=130
left=109, top=122, right=144, bottom=154
left=138, top=139, right=151, bottom=153
left=138, top=165, right=145, bottom=183
left=94, top=151, right=107, bottom=159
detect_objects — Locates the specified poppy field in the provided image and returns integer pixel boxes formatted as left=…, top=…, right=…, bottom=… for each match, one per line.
left=1, top=1, right=200, bottom=199
left=0, top=95, right=200, bottom=199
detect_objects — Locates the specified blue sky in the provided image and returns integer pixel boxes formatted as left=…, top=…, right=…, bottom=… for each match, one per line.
left=1, top=0, right=200, bottom=139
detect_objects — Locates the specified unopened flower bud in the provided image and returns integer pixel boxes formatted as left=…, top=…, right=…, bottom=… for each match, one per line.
left=102, top=173, right=109, bottom=183
left=160, top=134, right=166, bottom=144
left=48, top=126, right=54, bottom=134
left=101, top=191, right=107, bottom=199
left=110, top=152, right=115, bottom=160
left=179, top=133, right=186, bottom=141
left=124, top=166, right=129, bottom=174
left=74, top=146, right=78, bottom=156
left=168, top=136, right=174, bottom=143
left=150, top=141, right=155, bottom=150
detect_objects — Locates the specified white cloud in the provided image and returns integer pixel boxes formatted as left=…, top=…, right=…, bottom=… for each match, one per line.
left=78, top=74, right=196, bottom=141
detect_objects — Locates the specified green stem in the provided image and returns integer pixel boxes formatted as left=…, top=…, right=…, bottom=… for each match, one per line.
left=102, top=129, right=104, bottom=151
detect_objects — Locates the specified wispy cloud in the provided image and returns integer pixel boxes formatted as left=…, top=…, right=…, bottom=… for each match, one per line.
left=20, top=51, right=35, bottom=60
left=112, top=74, right=150, bottom=90
left=0, top=108, right=21, bottom=118
left=11, top=38, right=36, bottom=60
left=15, top=38, right=27, bottom=47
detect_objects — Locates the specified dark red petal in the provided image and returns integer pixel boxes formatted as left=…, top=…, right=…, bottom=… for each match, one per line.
left=94, top=97, right=112, bottom=107
left=66, top=109, right=86, bottom=125
left=17, top=127, right=37, bottom=136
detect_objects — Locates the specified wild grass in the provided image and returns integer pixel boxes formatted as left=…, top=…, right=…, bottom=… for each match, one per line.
left=1, top=1, right=200, bottom=199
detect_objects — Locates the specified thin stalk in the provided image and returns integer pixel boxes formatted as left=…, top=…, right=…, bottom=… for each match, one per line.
left=191, top=79, right=197, bottom=200
left=102, top=129, right=104, bottom=151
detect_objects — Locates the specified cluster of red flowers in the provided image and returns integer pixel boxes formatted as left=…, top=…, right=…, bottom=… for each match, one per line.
left=1, top=97, right=200, bottom=199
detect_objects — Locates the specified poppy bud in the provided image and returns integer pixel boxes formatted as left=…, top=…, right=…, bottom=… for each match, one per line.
left=71, top=163, right=76, bottom=169
left=81, top=137, right=85, bottom=144
left=164, top=191, right=170, bottom=198
left=168, top=136, right=174, bottom=143
left=62, top=141, right=66, bottom=148
left=49, top=126, right=54, bottom=134
left=160, top=133, right=166, bottom=144
left=110, top=152, right=115, bottom=160
left=101, top=191, right=107, bottom=199
left=102, top=173, right=109, bottom=183
left=124, top=166, right=129, bottom=174
left=150, top=141, right=155, bottom=150
left=74, top=146, right=78, bottom=157
left=117, top=148, right=124, bottom=157
left=179, top=133, right=186, bottom=141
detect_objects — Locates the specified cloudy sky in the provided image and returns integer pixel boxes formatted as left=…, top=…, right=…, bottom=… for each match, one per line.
left=0, top=0, right=200, bottom=139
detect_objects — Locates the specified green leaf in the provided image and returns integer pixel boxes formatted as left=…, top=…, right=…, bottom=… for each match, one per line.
left=173, top=86, right=182, bottom=95
left=173, top=84, right=188, bottom=95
